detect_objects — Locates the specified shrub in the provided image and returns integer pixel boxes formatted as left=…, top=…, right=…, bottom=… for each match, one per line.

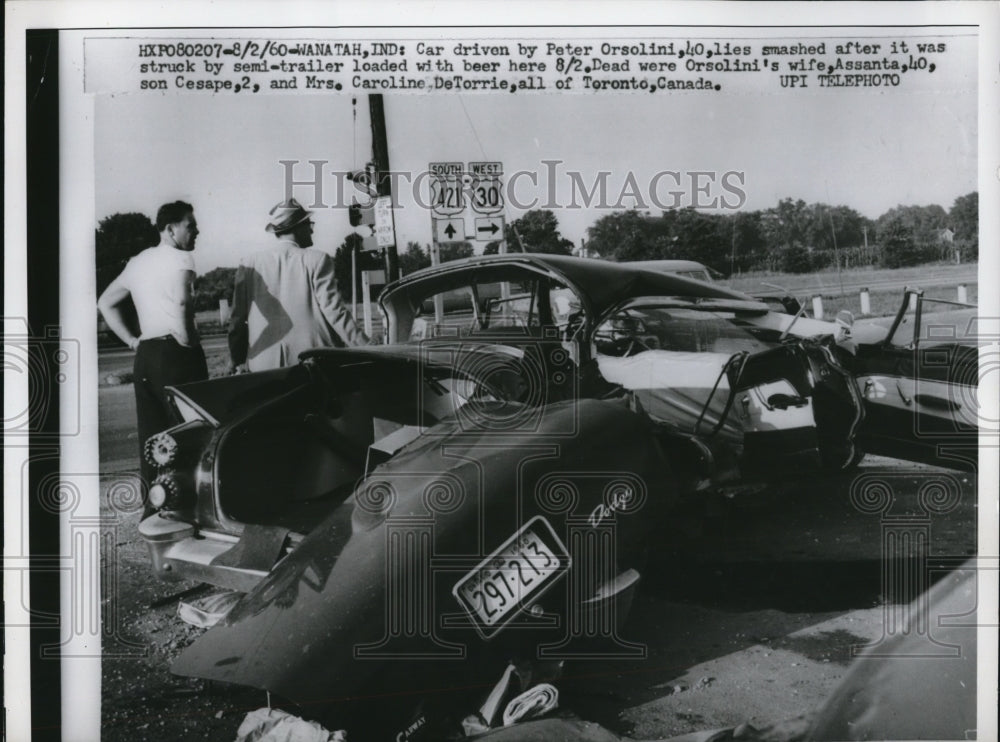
left=878, top=217, right=925, bottom=268
left=192, top=267, right=237, bottom=311
left=778, top=243, right=814, bottom=273
left=952, top=238, right=978, bottom=263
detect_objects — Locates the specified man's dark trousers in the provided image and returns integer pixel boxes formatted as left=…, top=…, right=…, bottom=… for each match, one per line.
left=133, top=336, right=208, bottom=513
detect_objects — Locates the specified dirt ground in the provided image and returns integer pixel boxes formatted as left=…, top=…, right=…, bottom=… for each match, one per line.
left=99, top=454, right=978, bottom=741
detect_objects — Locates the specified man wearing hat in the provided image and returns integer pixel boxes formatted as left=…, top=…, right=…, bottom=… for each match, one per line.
left=228, top=197, right=369, bottom=372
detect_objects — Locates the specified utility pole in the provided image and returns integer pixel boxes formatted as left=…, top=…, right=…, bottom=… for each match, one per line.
left=828, top=208, right=845, bottom=297
left=730, top=219, right=737, bottom=277
left=368, top=94, right=399, bottom=283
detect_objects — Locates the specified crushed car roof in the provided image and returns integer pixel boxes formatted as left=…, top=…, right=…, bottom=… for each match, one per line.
left=383, top=254, right=757, bottom=318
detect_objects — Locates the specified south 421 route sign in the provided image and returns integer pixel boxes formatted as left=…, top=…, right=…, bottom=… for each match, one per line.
left=429, top=162, right=465, bottom=216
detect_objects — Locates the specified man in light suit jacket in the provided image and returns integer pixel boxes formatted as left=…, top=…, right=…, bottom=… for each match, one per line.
left=228, top=198, right=369, bottom=372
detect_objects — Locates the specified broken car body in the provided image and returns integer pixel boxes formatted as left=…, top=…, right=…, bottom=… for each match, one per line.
left=137, top=255, right=978, bottom=735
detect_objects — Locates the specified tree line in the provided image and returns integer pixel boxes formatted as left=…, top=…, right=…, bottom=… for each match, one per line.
left=583, top=192, right=977, bottom=274
left=95, top=191, right=978, bottom=310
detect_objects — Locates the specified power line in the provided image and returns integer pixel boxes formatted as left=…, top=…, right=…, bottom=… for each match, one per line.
left=457, top=96, right=489, bottom=161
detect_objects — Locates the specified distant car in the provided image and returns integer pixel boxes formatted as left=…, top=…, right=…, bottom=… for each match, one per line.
left=139, top=255, right=978, bottom=739
left=623, top=259, right=717, bottom=283
left=624, top=259, right=802, bottom=314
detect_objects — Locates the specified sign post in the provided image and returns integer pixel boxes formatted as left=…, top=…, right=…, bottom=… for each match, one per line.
left=467, top=162, right=508, bottom=295
left=361, top=270, right=373, bottom=337
left=351, top=245, right=357, bottom=318
left=430, top=240, right=443, bottom=327
left=429, top=162, right=468, bottom=334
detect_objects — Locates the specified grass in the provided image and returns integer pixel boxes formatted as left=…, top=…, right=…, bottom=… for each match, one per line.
left=721, top=262, right=977, bottom=320
left=724, top=261, right=976, bottom=297
left=819, top=283, right=977, bottom=320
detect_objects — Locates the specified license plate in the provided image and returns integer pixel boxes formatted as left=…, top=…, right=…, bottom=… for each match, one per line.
left=452, top=516, right=570, bottom=638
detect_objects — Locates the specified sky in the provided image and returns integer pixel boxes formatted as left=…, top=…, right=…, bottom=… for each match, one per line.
left=94, top=35, right=978, bottom=273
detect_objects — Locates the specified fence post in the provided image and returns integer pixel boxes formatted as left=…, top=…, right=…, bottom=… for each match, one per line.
left=811, top=295, right=824, bottom=320
left=859, top=288, right=871, bottom=316
left=957, top=284, right=968, bottom=304
left=361, top=271, right=373, bottom=337
left=430, top=242, right=443, bottom=329
left=218, top=298, right=230, bottom=325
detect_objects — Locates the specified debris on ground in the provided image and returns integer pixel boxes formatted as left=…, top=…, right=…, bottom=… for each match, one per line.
left=235, top=708, right=346, bottom=742
left=501, top=683, right=559, bottom=726
left=178, top=589, right=242, bottom=628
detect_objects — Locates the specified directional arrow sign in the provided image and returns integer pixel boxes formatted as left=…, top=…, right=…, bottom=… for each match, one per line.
left=434, top=217, right=466, bottom=243
left=474, top=216, right=505, bottom=241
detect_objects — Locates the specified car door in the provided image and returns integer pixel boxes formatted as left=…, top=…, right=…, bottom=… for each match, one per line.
left=591, top=303, right=835, bottom=474
left=852, top=289, right=979, bottom=471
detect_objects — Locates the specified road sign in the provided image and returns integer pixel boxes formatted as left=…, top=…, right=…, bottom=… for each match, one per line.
left=467, top=161, right=504, bottom=215
left=374, top=196, right=395, bottom=247
left=429, top=162, right=465, bottom=216
left=468, top=161, right=503, bottom=176
left=434, top=217, right=466, bottom=243
left=474, top=216, right=504, bottom=241
left=430, top=161, right=465, bottom=177
left=363, top=269, right=387, bottom=285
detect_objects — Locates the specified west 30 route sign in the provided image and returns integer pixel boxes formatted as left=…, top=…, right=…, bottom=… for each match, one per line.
left=467, top=161, right=504, bottom=215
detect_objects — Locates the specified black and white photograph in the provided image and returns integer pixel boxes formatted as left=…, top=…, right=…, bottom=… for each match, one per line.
left=5, top=3, right=999, bottom=741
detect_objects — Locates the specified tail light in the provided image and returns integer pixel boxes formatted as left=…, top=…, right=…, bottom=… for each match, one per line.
left=145, top=432, right=178, bottom=467
left=142, top=424, right=211, bottom=515
left=149, top=471, right=192, bottom=511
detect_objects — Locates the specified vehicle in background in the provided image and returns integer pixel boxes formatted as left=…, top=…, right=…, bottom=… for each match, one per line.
left=624, top=259, right=802, bottom=314
left=623, top=259, right=717, bottom=283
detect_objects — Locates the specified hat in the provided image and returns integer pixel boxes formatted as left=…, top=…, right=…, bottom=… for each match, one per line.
left=265, top=198, right=312, bottom=233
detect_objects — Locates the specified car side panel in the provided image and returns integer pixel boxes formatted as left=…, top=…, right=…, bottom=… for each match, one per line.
left=171, top=398, right=675, bottom=706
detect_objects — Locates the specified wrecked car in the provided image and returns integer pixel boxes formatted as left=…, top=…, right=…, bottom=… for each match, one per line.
left=138, top=255, right=978, bottom=738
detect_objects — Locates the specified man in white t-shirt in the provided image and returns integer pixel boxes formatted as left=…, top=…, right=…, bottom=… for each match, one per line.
left=98, top=201, right=208, bottom=513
